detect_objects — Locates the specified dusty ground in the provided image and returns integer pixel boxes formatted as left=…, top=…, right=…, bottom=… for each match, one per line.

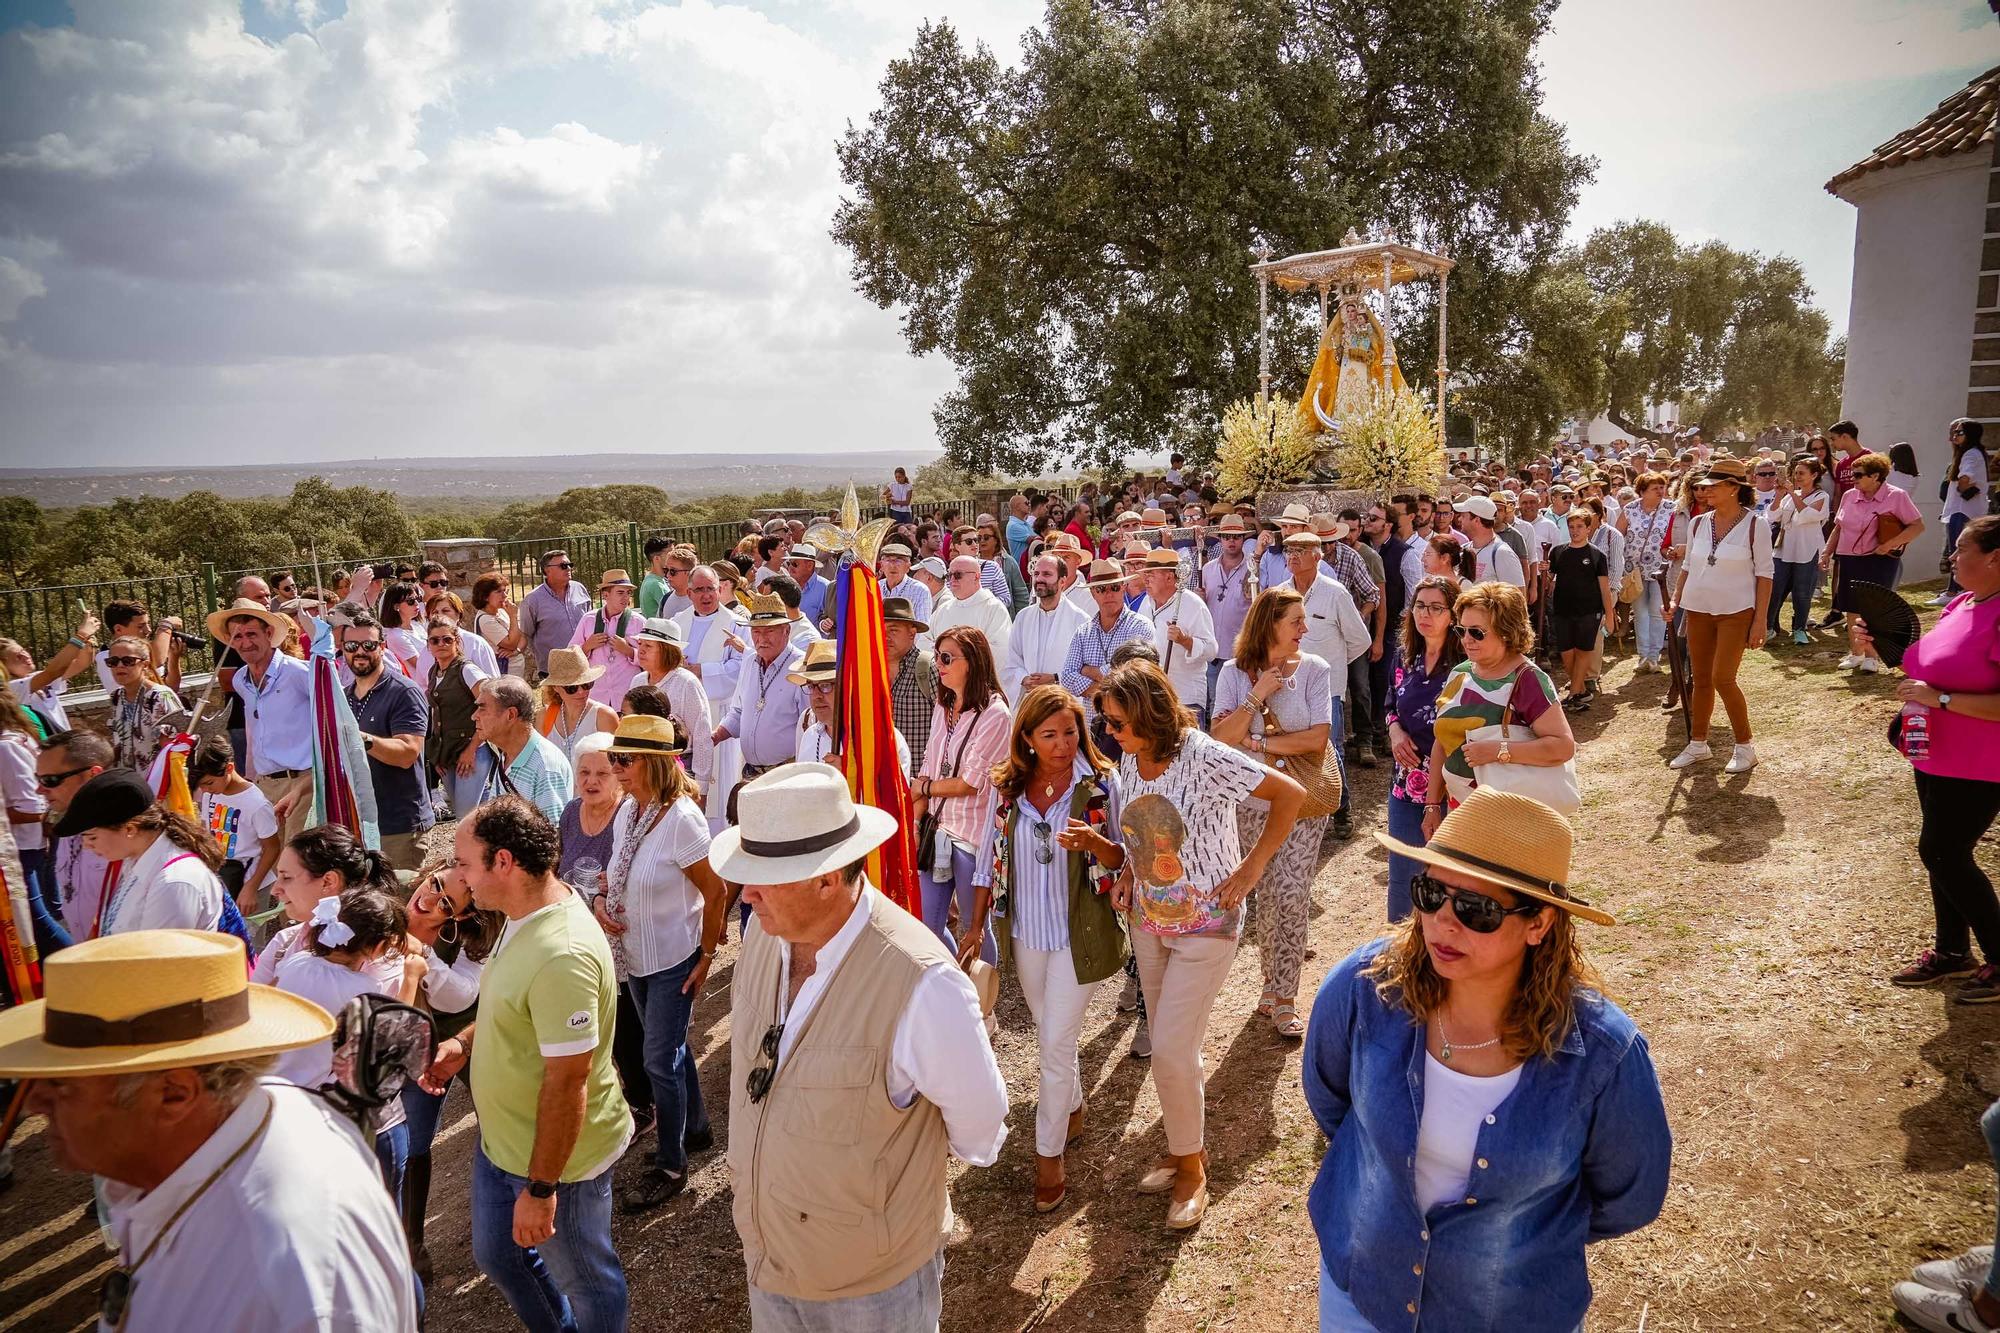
left=5, top=581, right=1997, bottom=1332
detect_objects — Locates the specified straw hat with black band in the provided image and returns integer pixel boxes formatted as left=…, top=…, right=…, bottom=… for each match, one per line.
left=0, top=930, right=333, bottom=1079
left=203, top=598, right=290, bottom=645
left=604, top=714, right=689, bottom=757
left=710, top=762, right=897, bottom=886
left=787, top=638, right=838, bottom=686
left=1373, top=787, right=1615, bottom=926
left=596, top=568, right=636, bottom=593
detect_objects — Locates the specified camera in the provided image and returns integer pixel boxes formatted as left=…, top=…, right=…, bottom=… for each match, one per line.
left=168, top=630, right=206, bottom=649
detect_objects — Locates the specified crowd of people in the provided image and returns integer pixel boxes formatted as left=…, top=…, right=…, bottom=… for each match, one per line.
left=0, top=418, right=1994, bottom=1333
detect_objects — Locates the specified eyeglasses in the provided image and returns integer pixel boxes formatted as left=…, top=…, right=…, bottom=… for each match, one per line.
left=666, top=566, right=691, bottom=576
left=1412, top=873, right=1545, bottom=934
left=1410, top=600, right=1451, bottom=615
left=427, top=635, right=457, bottom=646
left=36, top=766, right=89, bottom=789
left=103, top=655, right=144, bottom=668
left=746, top=1022, right=785, bottom=1103
left=1461, top=625, right=1490, bottom=642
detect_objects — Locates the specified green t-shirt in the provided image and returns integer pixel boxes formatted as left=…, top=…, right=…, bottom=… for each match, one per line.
left=471, top=891, right=631, bottom=1181
left=639, top=572, right=669, bottom=619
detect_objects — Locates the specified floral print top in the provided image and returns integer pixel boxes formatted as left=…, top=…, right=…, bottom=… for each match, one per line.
left=1385, top=643, right=1453, bottom=805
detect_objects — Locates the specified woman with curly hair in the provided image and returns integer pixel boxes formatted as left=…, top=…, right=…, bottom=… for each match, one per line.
left=1304, top=788, right=1671, bottom=1332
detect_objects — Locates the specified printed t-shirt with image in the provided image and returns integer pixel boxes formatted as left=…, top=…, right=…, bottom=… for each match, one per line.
left=1117, top=729, right=1268, bottom=939
left=199, top=784, right=280, bottom=886
left=1432, top=662, right=1558, bottom=796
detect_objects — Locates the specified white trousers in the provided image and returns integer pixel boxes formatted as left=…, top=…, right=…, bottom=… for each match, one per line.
left=1013, top=944, right=1100, bottom=1157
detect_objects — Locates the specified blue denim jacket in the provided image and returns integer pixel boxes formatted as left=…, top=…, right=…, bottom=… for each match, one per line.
left=1303, top=940, right=1671, bottom=1332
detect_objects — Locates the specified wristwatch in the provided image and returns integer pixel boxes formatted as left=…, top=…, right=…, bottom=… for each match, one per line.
left=1497, top=740, right=1513, bottom=764
left=527, top=1179, right=559, bottom=1199
left=1938, top=692, right=1953, bottom=711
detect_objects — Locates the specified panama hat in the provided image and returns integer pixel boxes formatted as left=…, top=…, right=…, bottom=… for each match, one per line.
left=1311, top=513, right=1350, bottom=541
left=596, top=568, right=636, bottom=592
left=745, top=590, right=789, bottom=626
left=636, top=617, right=684, bottom=648
left=1277, top=503, right=1313, bottom=526
left=605, top=713, right=688, bottom=757
left=203, top=597, right=289, bottom=644
left=1374, top=787, right=1614, bottom=925
left=1140, top=507, right=1170, bottom=526
left=1083, top=558, right=1129, bottom=589
left=786, top=544, right=821, bottom=563
left=787, top=638, right=838, bottom=686
left=1214, top=514, right=1248, bottom=534
left=1141, top=546, right=1181, bottom=569
left=0, top=930, right=334, bottom=1079
left=882, top=597, right=929, bottom=632
left=542, top=645, right=605, bottom=689
left=709, top=762, right=898, bottom=885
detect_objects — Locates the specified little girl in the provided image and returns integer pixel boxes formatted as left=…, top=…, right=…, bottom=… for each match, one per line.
left=253, top=826, right=406, bottom=992
left=271, top=889, right=426, bottom=1195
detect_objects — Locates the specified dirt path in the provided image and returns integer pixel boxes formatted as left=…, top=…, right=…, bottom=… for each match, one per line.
left=5, top=597, right=1996, bottom=1331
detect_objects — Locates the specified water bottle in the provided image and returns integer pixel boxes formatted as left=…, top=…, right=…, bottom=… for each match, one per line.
left=1901, top=705, right=1930, bottom=761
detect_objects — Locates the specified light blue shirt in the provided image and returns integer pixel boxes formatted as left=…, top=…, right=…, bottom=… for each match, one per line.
left=1006, top=515, right=1035, bottom=561
left=721, top=642, right=809, bottom=768
left=500, top=730, right=573, bottom=824
left=232, top=652, right=316, bottom=775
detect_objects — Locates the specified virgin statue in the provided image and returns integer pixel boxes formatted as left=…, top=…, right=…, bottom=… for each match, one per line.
left=1297, top=280, right=1405, bottom=434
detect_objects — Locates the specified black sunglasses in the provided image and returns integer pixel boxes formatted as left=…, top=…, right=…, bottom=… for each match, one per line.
left=549, top=562, right=574, bottom=571
left=746, top=1022, right=785, bottom=1103
left=557, top=683, right=590, bottom=694
left=1412, top=873, right=1544, bottom=934
left=341, top=640, right=382, bottom=653
left=424, top=579, right=449, bottom=590
left=103, top=655, right=144, bottom=668
left=37, top=766, right=89, bottom=789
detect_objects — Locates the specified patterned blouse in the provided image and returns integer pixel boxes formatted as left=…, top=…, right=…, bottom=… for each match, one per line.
left=1384, top=644, right=1454, bottom=805
left=110, top=681, right=189, bottom=772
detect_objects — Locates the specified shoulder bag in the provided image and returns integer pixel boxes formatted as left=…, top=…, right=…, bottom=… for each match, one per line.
left=916, top=705, right=984, bottom=873
left=1464, top=667, right=1581, bottom=815
left=1258, top=692, right=1344, bottom=821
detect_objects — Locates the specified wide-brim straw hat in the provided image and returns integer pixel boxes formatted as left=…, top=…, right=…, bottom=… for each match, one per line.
left=1693, top=456, right=1750, bottom=487
left=1214, top=514, right=1249, bottom=534
left=745, top=590, right=789, bottom=626
left=1083, top=558, right=1128, bottom=589
left=596, top=568, right=636, bottom=592
left=605, top=713, right=688, bottom=757
left=0, top=930, right=334, bottom=1078
left=1141, top=547, right=1181, bottom=569
left=1374, top=787, right=1614, bottom=925
left=542, top=645, right=605, bottom=688
left=787, top=638, right=838, bottom=685
left=204, top=597, right=290, bottom=644
left=1277, top=503, right=1313, bottom=526
left=710, top=762, right=897, bottom=884
left=636, top=617, right=684, bottom=648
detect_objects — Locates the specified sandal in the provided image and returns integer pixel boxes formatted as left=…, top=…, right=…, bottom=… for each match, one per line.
left=1271, top=1002, right=1305, bottom=1040
left=1255, top=990, right=1278, bottom=1019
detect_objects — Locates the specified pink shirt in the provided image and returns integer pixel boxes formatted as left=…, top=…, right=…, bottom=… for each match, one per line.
left=920, top=700, right=1012, bottom=847
left=568, top=607, right=644, bottom=706
left=1900, top=593, right=2000, bottom=782
left=1833, top=482, right=1920, bottom=557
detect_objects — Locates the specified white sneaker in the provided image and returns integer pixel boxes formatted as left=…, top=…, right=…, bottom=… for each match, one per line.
left=1892, top=1280, right=1995, bottom=1333
left=1634, top=657, right=1655, bottom=674
left=1931, top=592, right=1952, bottom=608
left=1838, top=653, right=1863, bottom=670
left=1668, top=741, right=1711, bottom=770
left=1723, top=744, right=1757, bottom=774
left=1859, top=656, right=1883, bottom=674
left=1913, top=1245, right=1995, bottom=1295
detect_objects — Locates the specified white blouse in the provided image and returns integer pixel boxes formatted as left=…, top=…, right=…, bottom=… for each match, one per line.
left=1772, top=490, right=1829, bottom=563
left=1677, top=509, right=1774, bottom=616
left=607, top=795, right=712, bottom=978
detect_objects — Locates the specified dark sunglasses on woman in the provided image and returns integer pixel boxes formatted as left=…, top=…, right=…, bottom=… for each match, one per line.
left=1411, top=873, right=1544, bottom=934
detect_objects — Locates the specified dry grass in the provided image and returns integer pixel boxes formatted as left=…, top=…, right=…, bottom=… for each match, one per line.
left=4, top=583, right=1995, bottom=1333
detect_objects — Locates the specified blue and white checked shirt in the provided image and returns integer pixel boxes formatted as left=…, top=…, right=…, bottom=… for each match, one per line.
left=1059, top=608, right=1153, bottom=718
left=973, top=760, right=1123, bottom=953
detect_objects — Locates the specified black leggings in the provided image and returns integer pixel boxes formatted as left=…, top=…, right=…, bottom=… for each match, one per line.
left=1915, top=768, right=2000, bottom=960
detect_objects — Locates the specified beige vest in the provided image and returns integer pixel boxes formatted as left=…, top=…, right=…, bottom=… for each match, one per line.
left=728, top=894, right=954, bottom=1301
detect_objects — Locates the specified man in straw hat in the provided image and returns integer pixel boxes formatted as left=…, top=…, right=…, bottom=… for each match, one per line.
left=1304, top=788, right=1667, bottom=1331
left=425, top=796, right=632, bottom=1333
left=1002, top=551, right=1089, bottom=701
left=712, top=763, right=1007, bottom=1330
left=566, top=568, right=643, bottom=707
left=0, top=930, right=419, bottom=1329
left=1138, top=545, right=1218, bottom=725
left=1260, top=502, right=1314, bottom=592
left=790, top=638, right=913, bottom=775
left=1060, top=559, right=1154, bottom=752
left=713, top=591, right=808, bottom=783
left=207, top=595, right=318, bottom=843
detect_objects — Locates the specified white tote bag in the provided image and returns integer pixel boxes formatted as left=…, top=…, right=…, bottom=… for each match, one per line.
left=1462, top=668, right=1580, bottom=816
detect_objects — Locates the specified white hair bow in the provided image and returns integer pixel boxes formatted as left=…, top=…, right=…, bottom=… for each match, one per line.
left=311, top=895, right=355, bottom=948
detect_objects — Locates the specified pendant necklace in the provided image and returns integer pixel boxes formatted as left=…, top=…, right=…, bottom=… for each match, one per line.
left=1438, top=1014, right=1501, bottom=1064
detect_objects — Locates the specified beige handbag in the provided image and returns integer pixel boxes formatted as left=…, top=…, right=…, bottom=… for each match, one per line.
left=1260, top=700, right=1344, bottom=820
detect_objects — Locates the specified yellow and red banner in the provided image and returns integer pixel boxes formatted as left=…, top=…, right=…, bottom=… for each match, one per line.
left=833, top=562, right=921, bottom=916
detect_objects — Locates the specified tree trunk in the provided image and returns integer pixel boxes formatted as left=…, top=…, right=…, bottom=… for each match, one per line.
left=1605, top=407, right=1665, bottom=441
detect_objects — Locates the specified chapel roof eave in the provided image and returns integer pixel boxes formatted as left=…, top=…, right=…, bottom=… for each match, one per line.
left=1825, top=63, right=1999, bottom=196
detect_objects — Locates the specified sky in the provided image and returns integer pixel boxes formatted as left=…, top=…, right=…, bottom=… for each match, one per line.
left=0, top=0, right=1995, bottom=468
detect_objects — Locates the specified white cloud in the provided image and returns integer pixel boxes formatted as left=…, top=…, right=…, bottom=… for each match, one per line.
left=0, top=258, right=46, bottom=321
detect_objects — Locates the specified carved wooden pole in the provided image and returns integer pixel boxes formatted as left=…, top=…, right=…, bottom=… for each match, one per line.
left=1436, top=270, right=1449, bottom=448
left=1252, top=239, right=1273, bottom=410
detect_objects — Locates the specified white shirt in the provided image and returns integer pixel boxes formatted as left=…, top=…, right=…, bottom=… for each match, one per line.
left=608, top=795, right=711, bottom=978
left=1470, top=537, right=1526, bottom=589
left=253, top=912, right=409, bottom=992
left=1140, top=588, right=1218, bottom=708
left=1678, top=509, right=1775, bottom=616
left=928, top=588, right=1013, bottom=672
left=55, top=835, right=110, bottom=939
left=1414, top=1053, right=1522, bottom=1214
left=1508, top=518, right=1544, bottom=570
left=0, top=732, right=46, bottom=852
left=629, top=666, right=715, bottom=786
left=771, top=883, right=1008, bottom=1165
left=100, top=1081, right=419, bottom=1333
left=1290, top=574, right=1369, bottom=691
left=416, top=626, right=499, bottom=684
left=797, top=718, right=912, bottom=777
left=673, top=606, right=746, bottom=711
left=1003, top=598, right=1089, bottom=700
left=269, top=953, right=407, bottom=1136
left=9, top=674, right=67, bottom=731
left=1946, top=448, right=1990, bottom=522
left=100, top=832, right=225, bottom=935
left=1773, top=490, right=1829, bottom=563
left=1063, top=581, right=1095, bottom=615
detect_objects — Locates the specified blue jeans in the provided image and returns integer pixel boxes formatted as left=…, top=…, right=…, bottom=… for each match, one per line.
left=1204, top=658, right=1225, bottom=720
left=438, top=744, right=496, bottom=820
left=748, top=1246, right=943, bottom=1332
left=471, top=1143, right=627, bottom=1333
left=1948, top=512, right=1971, bottom=595
left=18, top=848, right=70, bottom=958
left=402, top=1079, right=448, bottom=1159
left=1769, top=559, right=1817, bottom=634
left=1328, top=696, right=1350, bottom=818
left=375, top=1121, right=410, bottom=1206
left=1384, top=794, right=1426, bottom=922
left=920, top=844, right=995, bottom=964
left=628, top=951, right=709, bottom=1177
left=1633, top=576, right=1665, bottom=661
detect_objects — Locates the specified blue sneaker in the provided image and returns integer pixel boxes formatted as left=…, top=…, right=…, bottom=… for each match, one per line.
left=1792, top=629, right=1809, bottom=646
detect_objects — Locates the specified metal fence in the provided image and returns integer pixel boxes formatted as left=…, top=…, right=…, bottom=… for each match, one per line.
left=0, top=495, right=1018, bottom=672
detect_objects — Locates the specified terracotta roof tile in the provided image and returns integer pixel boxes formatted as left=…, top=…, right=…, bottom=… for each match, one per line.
left=1826, top=64, right=1999, bottom=194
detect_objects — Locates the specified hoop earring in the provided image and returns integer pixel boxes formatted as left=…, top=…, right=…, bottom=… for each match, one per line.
left=439, top=918, right=459, bottom=946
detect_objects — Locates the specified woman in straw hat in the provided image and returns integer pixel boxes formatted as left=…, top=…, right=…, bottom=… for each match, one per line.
left=536, top=644, right=618, bottom=765
left=1099, top=660, right=1304, bottom=1230
left=1305, top=788, right=1670, bottom=1333
left=596, top=715, right=728, bottom=1214
left=423, top=609, right=492, bottom=820
left=1665, top=455, right=1776, bottom=773
left=631, top=616, right=714, bottom=786
left=0, top=931, right=418, bottom=1331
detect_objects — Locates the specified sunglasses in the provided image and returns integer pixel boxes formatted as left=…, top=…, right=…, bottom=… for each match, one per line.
left=608, top=753, right=635, bottom=768
left=427, top=635, right=457, bottom=646
left=747, top=1021, right=785, bottom=1103
left=424, top=579, right=449, bottom=590
left=341, top=640, right=382, bottom=653
left=1412, top=873, right=1545, bottom=934
left=1101, top=713, right=1131, bottom=734
left=549, top=562, right=574, bottom=571
left=1461, top=625, right=1490, bottom=642
left=1030, top=820, right=1055, bottom=865
left=410, top=885, right=469, bottom=917
left=557, top=683, right=590, bottom=694
left=104, top=655, right=144, bottom=668
left=36, top=766, right=89, bottom=789
left=936, top=651, right=961, bottom=666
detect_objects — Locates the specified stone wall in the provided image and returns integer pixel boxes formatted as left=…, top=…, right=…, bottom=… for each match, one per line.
left=421, top=538, right=500, bottom=600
